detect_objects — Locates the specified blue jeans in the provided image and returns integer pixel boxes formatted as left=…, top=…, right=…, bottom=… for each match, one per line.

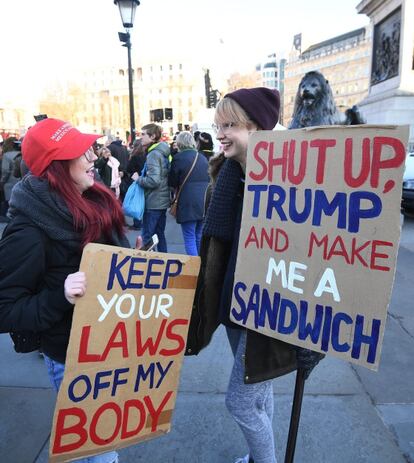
left=180, top=220, right=203, bottom=256
left=143, top=209, right=167, bottom=252
left=43, top=355, right=119, bottom=463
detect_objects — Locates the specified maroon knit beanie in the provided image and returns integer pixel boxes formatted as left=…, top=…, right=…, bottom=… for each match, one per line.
left=224, top=87, right=280, bottom=130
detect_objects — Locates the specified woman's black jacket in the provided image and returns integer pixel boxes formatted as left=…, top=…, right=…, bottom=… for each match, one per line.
left=185, top=153, right=298, bottom=384
left=0, top=215, right=83, bottom=363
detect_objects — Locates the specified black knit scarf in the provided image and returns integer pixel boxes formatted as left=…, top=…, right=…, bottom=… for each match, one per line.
left=203, top=159, right=244, bottom=242
left=8, top=175, right=128, bottom=249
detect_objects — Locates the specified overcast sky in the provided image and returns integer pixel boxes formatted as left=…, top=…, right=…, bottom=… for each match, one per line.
left=0, top=0, right=369, bottom=105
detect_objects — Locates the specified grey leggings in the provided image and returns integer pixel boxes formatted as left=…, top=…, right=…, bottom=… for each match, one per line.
left=226, top=328, right=277, bottom=463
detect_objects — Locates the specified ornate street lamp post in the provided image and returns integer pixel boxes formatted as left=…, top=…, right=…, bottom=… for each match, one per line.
left=114, top=0, right=140, bottom=145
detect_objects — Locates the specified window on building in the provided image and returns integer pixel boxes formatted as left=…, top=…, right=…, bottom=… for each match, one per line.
left=160, top=65, right=163, bottom=71
left=119, top=69, right=125, bottom=76
left=179, top=63, right=182, bottom=70
left=169, top=64, right=173, bottom=70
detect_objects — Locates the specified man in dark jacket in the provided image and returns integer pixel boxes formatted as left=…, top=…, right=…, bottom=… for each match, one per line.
left=136, top=123, right=170, bottom=252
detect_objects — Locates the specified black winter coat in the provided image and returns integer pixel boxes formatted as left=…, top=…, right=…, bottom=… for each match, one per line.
left=168, top=149, right=209, bottom=224
left=0, top=215, right=80, bottom=363
left=185, top=154, right=297, bottom=384
left=108, top=141, right=129, bottom=173
left=127, top=153, right=146, bottom=176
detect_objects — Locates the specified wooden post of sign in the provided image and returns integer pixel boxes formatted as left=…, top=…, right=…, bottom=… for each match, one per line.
left=284, top=369, right=306, bottom=463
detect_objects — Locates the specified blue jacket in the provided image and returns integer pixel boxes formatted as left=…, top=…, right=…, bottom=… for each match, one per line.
left=168, top=149, right=209, bottom=223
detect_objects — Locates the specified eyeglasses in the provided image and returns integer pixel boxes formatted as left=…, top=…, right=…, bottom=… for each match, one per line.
left=83, top=148, right=96, bottom=162
left=212, top=122, right=238, bottom=134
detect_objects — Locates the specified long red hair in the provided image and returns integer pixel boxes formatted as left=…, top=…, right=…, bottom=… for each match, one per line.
left=44, top=160, right=125, bottom=247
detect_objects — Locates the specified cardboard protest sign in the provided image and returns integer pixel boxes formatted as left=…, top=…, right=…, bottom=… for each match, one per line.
left=230, top=125, right=409, bottom=370
left=49, top=244, right=200, bottom=463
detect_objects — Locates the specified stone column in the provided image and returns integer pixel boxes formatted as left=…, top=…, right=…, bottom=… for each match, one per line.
left=357, top=0, right=414, bottom=150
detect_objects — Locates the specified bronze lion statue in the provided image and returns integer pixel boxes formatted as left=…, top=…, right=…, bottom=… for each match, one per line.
left=289, top=70, right=364, bottom=129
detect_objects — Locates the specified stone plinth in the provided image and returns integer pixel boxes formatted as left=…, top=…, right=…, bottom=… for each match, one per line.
left=357, top=0, right=414, bottom=150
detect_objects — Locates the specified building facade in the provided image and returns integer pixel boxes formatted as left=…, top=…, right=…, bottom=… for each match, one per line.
left=256, top=53, right=287, bottom=124
left=283, top=27, right=372, bottom=126
left=39, top=58, right=212, bottom=142
left=0, top=100, right=38, bottom=139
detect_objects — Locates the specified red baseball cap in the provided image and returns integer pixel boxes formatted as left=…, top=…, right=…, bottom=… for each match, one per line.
left=22, top=118, right=101, bottom=176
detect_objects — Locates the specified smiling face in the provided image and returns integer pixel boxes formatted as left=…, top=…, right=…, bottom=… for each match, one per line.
left=214, top=98, right=257, bottom=167
left=68, top=147, right=97, bottom=193
left=215, top=123, right=251, bottom=164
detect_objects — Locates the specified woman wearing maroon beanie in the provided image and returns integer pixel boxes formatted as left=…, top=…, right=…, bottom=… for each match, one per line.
left=186, top=88, right=323, bottom=463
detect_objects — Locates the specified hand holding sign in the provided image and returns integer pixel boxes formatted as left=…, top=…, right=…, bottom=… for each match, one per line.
left=50, top=244, right=200, bottom=463
left=64, top=271, right=87, bottom=304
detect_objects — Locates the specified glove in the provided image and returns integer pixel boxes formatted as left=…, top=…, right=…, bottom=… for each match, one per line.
left=296, top=347, right=325, bottom=380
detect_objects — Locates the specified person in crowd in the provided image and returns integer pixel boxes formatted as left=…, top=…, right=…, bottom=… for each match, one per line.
left=0, top=118, right=129, bottom=463
left=94, top=145, right=112, bottom=188
left=127, top=138, right=147, bottom=229
left=94, top=146, right=121, bottom=199
left=136, top=123, right=170, bottom=252
left=169, top=135, right=179, bottom=158
left=0, top=140, right=5, bottom=219
left=168, top=131, right=209, bottom=256
left=185, top=88, right=324, bottom=463
left=0, top=136, right=21, bottom=219
left=128, top=138, right=146, bottom=180
left=106, top=135, right=130, bottom=200
left=193, top=130, right=200, bottom=144
left=197, top=131, right=215, bottom=160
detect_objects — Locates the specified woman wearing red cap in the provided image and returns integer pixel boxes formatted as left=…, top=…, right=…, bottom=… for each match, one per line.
left=0, top=118, right=128, bottom=463
left=186, top=88, right=323, bottom=463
